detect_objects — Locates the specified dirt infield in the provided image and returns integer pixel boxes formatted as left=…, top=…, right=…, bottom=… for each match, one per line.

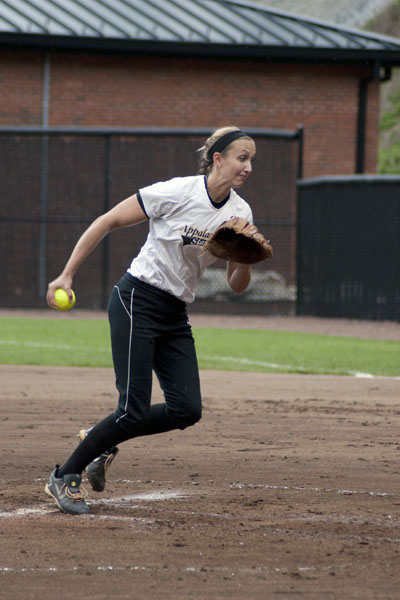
left=1, top=314, right=400, bottom=599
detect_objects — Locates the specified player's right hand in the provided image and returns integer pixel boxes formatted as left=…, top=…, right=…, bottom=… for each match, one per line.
left=46, top=275, right=74, bottom=309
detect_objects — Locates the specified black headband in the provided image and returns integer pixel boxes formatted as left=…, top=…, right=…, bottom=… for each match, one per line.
left=207, top=130, right=248, bottom=163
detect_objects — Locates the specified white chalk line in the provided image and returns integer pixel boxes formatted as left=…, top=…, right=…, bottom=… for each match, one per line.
left=0, top=563, right=347, bottom=575
left=200, top=354, right=400, bottom=379
left=0, top=507, right=53, bottom=518
left=200, top=354, right=307, bottom=372
left=0, top=339, right=109, bottom=353
left=0, top=489, right=187, bottom=521
left=230, top=482, right=394, bottom=497
left=92, top=490, right=186, bottom=505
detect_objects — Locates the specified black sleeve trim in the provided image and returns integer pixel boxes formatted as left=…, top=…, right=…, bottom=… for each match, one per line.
left=137, top=190, right=150, bottom=219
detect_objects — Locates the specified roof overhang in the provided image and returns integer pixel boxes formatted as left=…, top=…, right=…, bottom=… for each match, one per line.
left=2, top=32, right=400, bottom=67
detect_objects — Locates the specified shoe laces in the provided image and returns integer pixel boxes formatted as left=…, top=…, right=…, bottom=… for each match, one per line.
left=104, top=451, right=117, bottom=468
left=93, top=449, right=117, bottom=467
left=64, top=482, right=89, bottom=501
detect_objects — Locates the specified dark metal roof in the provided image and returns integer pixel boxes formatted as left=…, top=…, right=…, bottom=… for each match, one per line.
left=1, top=0, right=400, bottom=63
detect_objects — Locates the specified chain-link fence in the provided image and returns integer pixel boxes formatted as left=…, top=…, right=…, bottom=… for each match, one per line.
left=0, top=126, right=302, bottom=313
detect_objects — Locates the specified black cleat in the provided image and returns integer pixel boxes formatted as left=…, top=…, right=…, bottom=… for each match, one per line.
left=45, top=466, right=91, bottom=515
left=79, top=429, right=119, bottom=492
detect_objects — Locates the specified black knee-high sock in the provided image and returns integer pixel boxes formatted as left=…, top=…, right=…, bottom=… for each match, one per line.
left=57, top=404, right=182, bottom=477
left=57, top=414, right=131, bottom=477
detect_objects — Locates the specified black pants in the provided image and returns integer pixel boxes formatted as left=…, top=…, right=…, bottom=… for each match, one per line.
left=58, top=274, right=201, bottom=476
left=109, top=273, right=202, bottom=433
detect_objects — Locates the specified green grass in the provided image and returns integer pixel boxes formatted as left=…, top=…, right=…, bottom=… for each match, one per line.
left=0, top=317, right=399, bottom=378
left=194, top=328, right=399, bottom=377
left=0, top=318, right=112, bottom=368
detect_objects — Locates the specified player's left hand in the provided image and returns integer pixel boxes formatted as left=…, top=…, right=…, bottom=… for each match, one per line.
left=205, top=217, right=273, bottom=264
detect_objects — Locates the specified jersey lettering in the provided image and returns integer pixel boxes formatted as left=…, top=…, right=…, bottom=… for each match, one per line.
left=180, top=225, right=212, bottom=247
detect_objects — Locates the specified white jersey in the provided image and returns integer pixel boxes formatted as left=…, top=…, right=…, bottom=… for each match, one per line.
left=128, top=175, right=253, bottom=303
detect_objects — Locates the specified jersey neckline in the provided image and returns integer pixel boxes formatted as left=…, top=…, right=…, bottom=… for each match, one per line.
left=203, top=175, right=231, bottom=209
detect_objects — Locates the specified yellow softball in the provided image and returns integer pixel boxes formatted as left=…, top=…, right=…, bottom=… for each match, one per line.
left=54, top=288, right=76, bottom=311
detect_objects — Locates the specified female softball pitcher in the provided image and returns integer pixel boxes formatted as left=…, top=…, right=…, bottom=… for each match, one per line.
left=45, top=125, right=257, bottom=514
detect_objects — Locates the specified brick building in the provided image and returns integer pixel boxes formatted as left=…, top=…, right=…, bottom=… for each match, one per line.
left=1, top=0, right=400, bottom=177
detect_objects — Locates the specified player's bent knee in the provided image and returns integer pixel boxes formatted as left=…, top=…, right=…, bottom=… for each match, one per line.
left=174, top=406, right=202, bottom=430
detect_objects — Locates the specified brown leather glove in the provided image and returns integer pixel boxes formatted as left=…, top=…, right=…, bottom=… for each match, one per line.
left=205, top=217, right=273, bottom=264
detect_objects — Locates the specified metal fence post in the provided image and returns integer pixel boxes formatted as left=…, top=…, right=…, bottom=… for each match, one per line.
left=102, top=135, right=111, bottom=309
left=296, top=124, right=304, bottom=180
left=38, top=133, right=48, bottom=299
left=38, top=54, right=50, bottom=299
